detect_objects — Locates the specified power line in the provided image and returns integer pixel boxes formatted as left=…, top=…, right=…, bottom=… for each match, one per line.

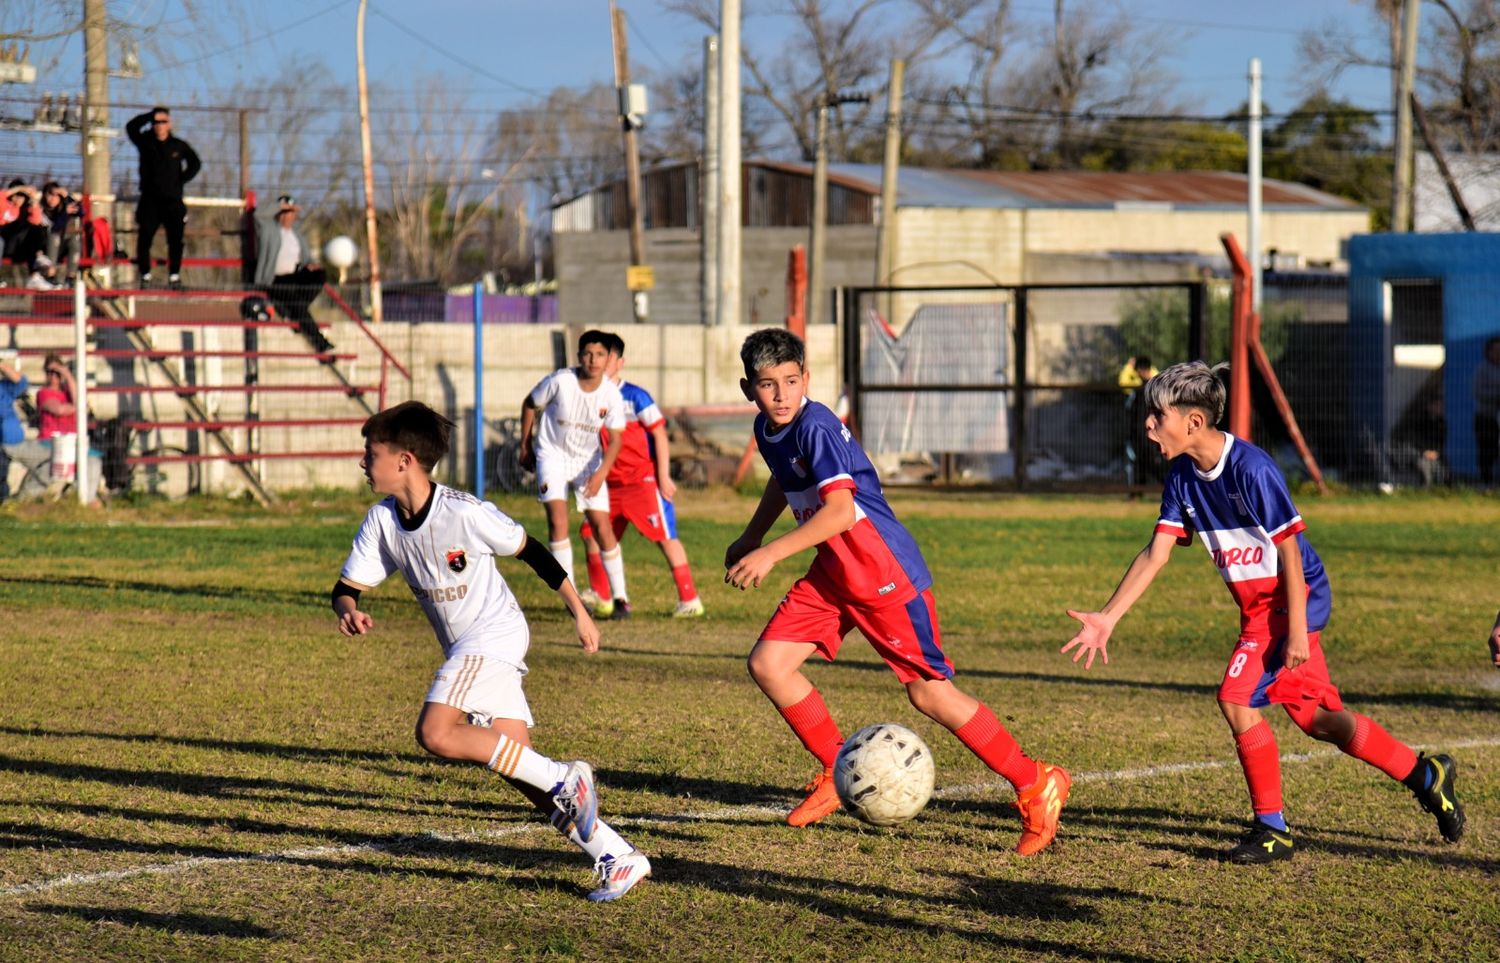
left=150, top=0, right=358, bottom=72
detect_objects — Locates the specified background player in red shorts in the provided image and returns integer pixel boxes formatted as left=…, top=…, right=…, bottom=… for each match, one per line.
left=1063, top=361, right=1464, bottom=863
left=578, top=333, right=703, bottom=619
left=724, top=328, right=1069, bottom=855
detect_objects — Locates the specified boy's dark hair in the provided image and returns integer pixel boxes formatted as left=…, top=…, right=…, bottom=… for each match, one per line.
left=361, top=401, right=452, bottom=471
left=740, top=328, right=805, bottom=379
left=1485, top=335, right=1500, bottom=353
left=607, top=332, right=626, bottom=356
left=1135, top=355, right=1153, bottom=370
left=153, top=106, right=171, bottom=116
left=578, top=329, right=612, bottom=354
left=1143, top=360, right=1228, bottom=424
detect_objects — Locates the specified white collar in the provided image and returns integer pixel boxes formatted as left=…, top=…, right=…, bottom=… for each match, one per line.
left=1192, top=432, right=1235, bottom=482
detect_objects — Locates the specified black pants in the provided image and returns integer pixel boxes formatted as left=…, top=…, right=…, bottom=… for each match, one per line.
left=1, top=221, right=48, bottom=270
left=1476, top=412, right=1499, bottom=485
left=135, top=195, right=187, bottom=277
left=269, top=267, right=331, bottom=351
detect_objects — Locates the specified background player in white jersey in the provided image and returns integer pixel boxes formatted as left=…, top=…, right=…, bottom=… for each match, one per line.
left=332, top=401, right=649, bottom=901
left=1062, top=362, right=1463, bottom=863
left=578, top=332, right=704, bottom=620
left=518, top=330, right=629, bottom=605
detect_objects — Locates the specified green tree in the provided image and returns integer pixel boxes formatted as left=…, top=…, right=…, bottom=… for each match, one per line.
left=1264, top=93, right=1389, bottom=229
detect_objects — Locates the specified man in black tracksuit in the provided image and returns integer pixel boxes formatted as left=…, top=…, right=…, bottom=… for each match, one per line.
left=127, top=106, right=201, bottom=288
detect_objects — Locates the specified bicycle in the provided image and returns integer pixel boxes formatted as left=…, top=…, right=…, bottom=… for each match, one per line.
left=486, top=416, right=534, bottom=494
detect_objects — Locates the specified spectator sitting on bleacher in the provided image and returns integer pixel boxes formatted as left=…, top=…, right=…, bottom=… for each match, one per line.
left=254, top=194, right=331, bottom=353
left=0, top=348, right=25, bottom=501
left=40, top=182, right=80, bottom=282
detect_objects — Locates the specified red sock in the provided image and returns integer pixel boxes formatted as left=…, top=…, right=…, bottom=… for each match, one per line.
left=953, top=703, right=1037, bottom=790
left=1235, top=720, right=1283, bottom=815
left=583, top=549, right=610, bottom=600
left=777, top=689, right=843, bottom=767
left=671, top=563, right=698, bottom=603
left=1342, top=714, right=1418, bottom=781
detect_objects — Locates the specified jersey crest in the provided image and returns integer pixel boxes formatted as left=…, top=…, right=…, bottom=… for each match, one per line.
left=446, top=547, right=467, bottom=573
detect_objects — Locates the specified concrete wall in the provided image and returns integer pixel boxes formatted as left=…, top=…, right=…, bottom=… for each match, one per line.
left=3, top=311, right=837, bottom=496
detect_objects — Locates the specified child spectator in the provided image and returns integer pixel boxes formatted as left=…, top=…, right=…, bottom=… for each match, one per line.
left=332, top=401, right=649, bottom=900
left=726, top=328, right=1069, bottom=854
left=578, top=332, right=704, bottom=619
left=517, top=331, right=629, bottom=608
left=1062, top=361, right=1464, bottom=862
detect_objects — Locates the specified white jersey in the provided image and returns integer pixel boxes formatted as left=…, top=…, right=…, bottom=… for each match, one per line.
left=340, top=484, right=529, bottom=659
left=529, top=367, right=626, bottom=476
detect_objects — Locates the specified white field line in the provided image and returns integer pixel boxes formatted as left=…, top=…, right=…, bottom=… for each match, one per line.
left=4, top=738, right=1496, bottom=899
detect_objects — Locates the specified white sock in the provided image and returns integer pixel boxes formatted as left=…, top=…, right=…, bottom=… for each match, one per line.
left=549, top=538, right=575, bottom=591
left=602, top=545, right=627, bottom=602
left=486, top=734, right=567, bottom=793
left=551, top=809, right=632, bottom=861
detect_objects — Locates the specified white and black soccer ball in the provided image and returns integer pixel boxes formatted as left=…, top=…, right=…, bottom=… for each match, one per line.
left=833, top=723, right=935, bottom=827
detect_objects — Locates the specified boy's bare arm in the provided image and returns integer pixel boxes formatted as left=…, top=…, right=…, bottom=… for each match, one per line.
left=725, top=476, right=787, bottom=569
left=1062, top=530, right=1178, bottom=669
left=1276, top=537, right=1310, bottom=669
left=1489, top=610, right=1500, bottom=668
left=518, top=396, right=538, bottom=468
left=648, top=423, right=675, bottom=499
left=726, top=487, right=854, bottom=589
left=587, top=431, right=625, bottom=497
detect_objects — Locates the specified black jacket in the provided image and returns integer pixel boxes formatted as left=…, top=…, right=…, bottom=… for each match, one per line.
left=127, top=112, right=202, bottom=200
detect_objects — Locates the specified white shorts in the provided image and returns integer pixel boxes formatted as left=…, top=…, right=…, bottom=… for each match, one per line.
left=425, top=653, right=533, bottom=728
left=535, top=457, right=610, bottom=513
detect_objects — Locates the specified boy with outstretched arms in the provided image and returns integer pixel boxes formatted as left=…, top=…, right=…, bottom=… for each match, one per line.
left=518, top=331, right=630, bottom=606
left=725, top=329, right=1069, bottom=854
left=1062, top=361, right=1464, bottom=862
left=578, top=333, right=704, bottom=619
left=333, top=401, right=649, bottom=900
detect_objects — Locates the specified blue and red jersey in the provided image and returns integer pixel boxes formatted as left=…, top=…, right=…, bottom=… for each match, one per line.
left=604, top=381, right=665, bottom=486
left=756, top=398, right=932, bottom=608
left=1154, top=434, right=1331, bottom=639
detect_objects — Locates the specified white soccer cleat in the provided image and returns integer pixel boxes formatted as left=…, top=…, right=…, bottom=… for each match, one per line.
left=588, top=849, right=651, bottom=902
left=578, top=588, right=603, bottom=610
left=553, top=761, right=599, bottom=844
left=672, top=598, right=705, bottom=618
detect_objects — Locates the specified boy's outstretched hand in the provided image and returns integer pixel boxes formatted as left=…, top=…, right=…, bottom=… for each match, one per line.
left=1062, top=609, right=1113, bottom=669
left=575, top=611, right=601, bottom=654
left=338, top=609, right=374, bottom=637
left=725, top=545, right=777, bottom=590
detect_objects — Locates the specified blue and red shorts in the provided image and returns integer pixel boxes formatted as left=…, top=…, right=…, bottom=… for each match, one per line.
left=1218, top=629, right=1344, bottom=715
left=758, top=569, right=955, bottom=683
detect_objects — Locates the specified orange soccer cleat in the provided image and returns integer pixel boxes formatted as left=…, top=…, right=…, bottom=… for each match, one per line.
left=786, top=766, right=841, bottom=827
left=1014, top=762, right=1071, bottom=856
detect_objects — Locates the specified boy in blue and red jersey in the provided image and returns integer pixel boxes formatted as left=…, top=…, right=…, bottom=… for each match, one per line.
left=725, top=328, right=1069, bottom=854
left=1063, top=361, right=1464, bottom=862
left=578, top=333, right=703, bottom=619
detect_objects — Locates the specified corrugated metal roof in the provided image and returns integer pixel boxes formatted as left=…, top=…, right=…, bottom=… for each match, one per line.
left=820, top=163, right=1363, bottom=212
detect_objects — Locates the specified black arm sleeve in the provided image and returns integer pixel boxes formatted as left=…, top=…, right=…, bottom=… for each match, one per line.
left=516, top=536, right=568, bottom=591
left=331, top=579, right=362, bottom=611
left=127, top=111, right=152, bottom=147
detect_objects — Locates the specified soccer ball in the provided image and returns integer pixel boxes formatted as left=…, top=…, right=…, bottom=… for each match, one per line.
left=833, top=723, right=935, bottom=827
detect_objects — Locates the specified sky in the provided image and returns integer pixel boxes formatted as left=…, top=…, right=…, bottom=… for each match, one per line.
left=18, top=0, right=1394, bottom=122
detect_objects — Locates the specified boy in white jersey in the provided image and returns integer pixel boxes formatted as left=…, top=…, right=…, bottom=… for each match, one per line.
left=1062, top=362, right=1463, bottom=863
left=518, top=330, right=630, bottom=609
left=333, top=401, right=649, bottom=900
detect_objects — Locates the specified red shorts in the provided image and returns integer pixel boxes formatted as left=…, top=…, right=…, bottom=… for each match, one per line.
left=758, top=571, right=955, bottom=683
left=603, top=481, right=671, bottom=543
left=1218, top=630, right=1344, bottom=713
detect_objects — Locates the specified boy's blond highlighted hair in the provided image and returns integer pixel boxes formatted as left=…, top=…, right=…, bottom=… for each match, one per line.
left=1142, top=361, right=1229, bottom=425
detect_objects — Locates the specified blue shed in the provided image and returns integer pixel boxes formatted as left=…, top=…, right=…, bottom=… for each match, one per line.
left=1348, top=233, right=1500, bottom=482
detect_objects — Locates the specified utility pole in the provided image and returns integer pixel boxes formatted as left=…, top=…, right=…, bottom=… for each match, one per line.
left=717, top=0, right=742, bottom=328
left=80, top=0, right=111, bottom=225
left=611, top=1, right=649, bottom=322
left=875, top=59, right=904, bottom=319
left=1248, top=57, right=1262, bottom=312
left=809, top=90, right=869, bottom=326
left=356, top=0, right=383, bottom=323
left=702, top=35, right=719, bottom=327
left=1391, top=0, right=1421, bottom=232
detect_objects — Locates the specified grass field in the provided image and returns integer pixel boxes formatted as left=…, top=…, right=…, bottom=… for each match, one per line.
left=0, top=487, right=1497, bottom=962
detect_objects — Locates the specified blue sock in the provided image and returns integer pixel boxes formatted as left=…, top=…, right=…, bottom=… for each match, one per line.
left=1255, top=811, right=1288, bottom=832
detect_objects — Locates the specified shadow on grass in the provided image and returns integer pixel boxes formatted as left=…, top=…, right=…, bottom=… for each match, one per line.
left=0, top=573, right=320, bottom=611
left=0, top=724, right=432, bottom=767
left=25, top=904, right=279, bottom=938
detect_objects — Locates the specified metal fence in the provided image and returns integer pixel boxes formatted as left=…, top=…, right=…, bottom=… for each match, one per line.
left=841, top=273, right=1444, bottom=491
